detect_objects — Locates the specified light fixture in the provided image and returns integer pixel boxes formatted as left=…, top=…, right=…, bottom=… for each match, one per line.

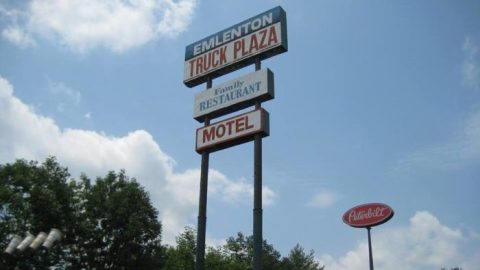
left=16, top=232, right=35, bottom=251
left=29, top=232, right=47, bottom=250
left=4, top=235, right=21, bottom=254
left=42, top=229, right=62, bottom=249
left=4, top=229, right=62, bottom=254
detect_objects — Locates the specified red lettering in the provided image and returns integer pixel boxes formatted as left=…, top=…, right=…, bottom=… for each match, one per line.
left=196, top=56, right=204, bottom=76
left=204, top=52, right=211, bottom=71
left=259, top=29, right=268, bottom=49
left=189, top=58, right=196, bottom=77
left=234, top=40, right=242, bottom=59
left=245, top=116, right=254, bottom=130
left=268, top=25, right=278, bottom=46
left=202, top=128, right=215, bottom=143
left=225, top=120, right=235, bottom=135
left=216, top=124, right=226, bottom=138
left=220, top=46, right=227, bottom=64
left=241, top=39, right=248, bottom=57
left=212, top=50, right=219, bottom=68
left=249, top=34, right=259, bottom=53
left=236, top=117, right=245, bottom=132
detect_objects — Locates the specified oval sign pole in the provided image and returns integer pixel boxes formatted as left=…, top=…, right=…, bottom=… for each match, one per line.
left=343, top=203, right=394, bottom=270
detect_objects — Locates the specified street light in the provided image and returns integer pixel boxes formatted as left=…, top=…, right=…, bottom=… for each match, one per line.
left=16, top=232, right=34, bottom=251
left=42, top=229, right=62, bottom=249
left=4, top=235, right=21, bottom=255
left=3, top=229, right=62, bottom=254
left=29, top=232, right=47, bottom=250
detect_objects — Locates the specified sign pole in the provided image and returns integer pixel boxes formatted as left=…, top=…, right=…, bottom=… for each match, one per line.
left=367, top=227, right=374, bottom=270
left=195, top=78, right=212, bottom=270
left=253, top=57, right=263, bottom=270
left=343, top=203, right=394, bottom=270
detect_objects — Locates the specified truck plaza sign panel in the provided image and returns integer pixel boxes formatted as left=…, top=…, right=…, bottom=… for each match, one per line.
left=196, top=109, right=269, bottom=153
left=342, top=203, right=394, bottom=228
left=194, top=69, right=274, bottom=122
left=184, top=6, right=287, bottom=87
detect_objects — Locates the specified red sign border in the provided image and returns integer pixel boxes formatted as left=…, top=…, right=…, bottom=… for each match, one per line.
left=342, top=203, right=394, bottom=228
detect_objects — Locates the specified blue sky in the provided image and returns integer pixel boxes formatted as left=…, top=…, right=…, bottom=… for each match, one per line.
left=1, top=1, right=479, bottom=269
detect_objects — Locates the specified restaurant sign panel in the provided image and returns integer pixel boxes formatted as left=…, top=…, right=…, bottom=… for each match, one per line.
left=193, top=68, right=274, bottom=122
left=184, top=6, right=287, bottom=87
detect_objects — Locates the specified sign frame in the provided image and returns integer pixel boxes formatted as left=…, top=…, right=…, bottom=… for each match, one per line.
left=193, top=68, right=274, bottom=122
left=184, top=6, right=287, bottom=87
left=195, top=108, right=269, bottom=153
left=342, top=203, right=394, bottom=228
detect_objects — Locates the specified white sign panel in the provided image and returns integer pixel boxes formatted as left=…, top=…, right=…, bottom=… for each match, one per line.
left=184, top=6, right=287, bottom=87
left=196, top=109, right=269, bottom=153
left=193, top=69, right=274, bottom=122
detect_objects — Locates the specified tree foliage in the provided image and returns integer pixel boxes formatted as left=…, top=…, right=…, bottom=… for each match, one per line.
left=163, top=227, right=196, bottom=270
left=281, top=244, right=325, bottom=270
left=0, top=157, right=163, bottom=269
left=162, top=228, right=324, bottom=270
left=0, top=158, right=76, bottom=269
left=1, top=157, right=326, bottom=270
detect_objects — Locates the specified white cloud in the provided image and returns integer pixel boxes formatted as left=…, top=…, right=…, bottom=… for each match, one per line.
left=396, top=109, right=480, bottom=171
left=397, top=37, right=479, bottom=170
left=1, top=26, right=36, bottom=48
left=462, top=36, right=480, bottom=90
left=319, top=211, right=478, bottom=270
left=307, top=189, right=340, bottom=208
left=46, top=78, right=82, bottom=112
left=209, top=172, right=276, bottom=206
left=1, top=0, right=197, bottom=53
left=47, top=79, right=81, bottom=104
left=157, top=0, right=197, bottom=37
left=0, top=75, right=276, bottom=244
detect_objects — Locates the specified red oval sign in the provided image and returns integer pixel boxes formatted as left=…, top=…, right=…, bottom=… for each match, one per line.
left=343, top=203, right=394, bottom=228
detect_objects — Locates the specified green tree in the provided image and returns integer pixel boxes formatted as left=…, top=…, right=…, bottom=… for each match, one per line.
left=210, top=232, right=282, bottom=270
left=280, top=244, right=324, bottom=270
left=205, top=246, right=235, bottom=270
left=78, top=170, right=163, bottom=269
left=163, top=227, right=197, bottom=270
left=0, top=158, right=76, bottom=269
left=163, top=230, right=285, bottom=270
left=223, top=232, right=251, bottom=268
left=0, top=158, right=163, bottom=269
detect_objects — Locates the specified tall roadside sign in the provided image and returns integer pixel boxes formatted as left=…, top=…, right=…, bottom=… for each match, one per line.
left=184, top=6, right=287, bottom=270
left=343, top=203, right=395, bottom=270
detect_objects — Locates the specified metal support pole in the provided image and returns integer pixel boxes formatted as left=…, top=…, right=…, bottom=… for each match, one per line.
left=253, top=57, right=262, bottom=270
left=255, top=57, right=261, bottom=71
left=367, top=227, right=374, bottom=270
left=195, top=78, right=212, bottom=270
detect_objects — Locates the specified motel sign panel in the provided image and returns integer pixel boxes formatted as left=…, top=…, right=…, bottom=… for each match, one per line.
left=196, top=109, right=269, bottom=153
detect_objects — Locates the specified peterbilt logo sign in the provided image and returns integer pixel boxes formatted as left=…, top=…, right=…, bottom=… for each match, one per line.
left=196, top=109, right=269, bottom=153
left=184, top=6, right=287, bottom=87
left=342, top=203, right=394, bottom=228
